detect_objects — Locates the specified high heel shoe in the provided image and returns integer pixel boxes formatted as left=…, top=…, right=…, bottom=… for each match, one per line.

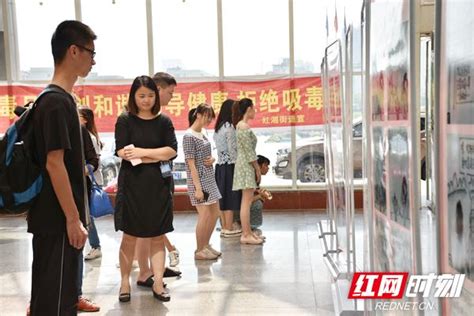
left=153, top=289, right=171, bottom=302
left=136, top=275, right=154, bottom=287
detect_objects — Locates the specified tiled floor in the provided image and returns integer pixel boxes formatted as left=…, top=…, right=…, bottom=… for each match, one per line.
left=0, top=212, right=335, bottom=316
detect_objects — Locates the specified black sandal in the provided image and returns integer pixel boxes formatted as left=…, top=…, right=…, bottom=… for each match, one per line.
left=136, top=275, right=154, bottom=287
left=137, top=276, right=167, bottom=288
left=163, top=267, right=182, bottom=278
left=153, top=289, right=170, bottom=302
left=119, top=292, right=131, bottom=303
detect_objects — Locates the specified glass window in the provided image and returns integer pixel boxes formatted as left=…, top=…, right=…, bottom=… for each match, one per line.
left=153, top=0, right=218, bottom=78
left=81, top=0, right=148, bottom=80
left=222, top=0, right=289, bottom=76
left=260, top=126, right=298, bottom=188
left=15, top=0, right=75, bottom=80
left=293, top=0, right=327, bottom=74
left=294, top=125, right=326, bottom=185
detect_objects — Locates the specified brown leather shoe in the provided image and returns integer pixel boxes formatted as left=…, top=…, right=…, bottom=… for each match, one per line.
left=77, top=296, right=100, bottom=312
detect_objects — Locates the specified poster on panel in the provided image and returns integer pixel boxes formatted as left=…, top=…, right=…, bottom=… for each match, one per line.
left=369, top=0, right=415, bottom=275
left=372, top=127, right=387, bottom=214
left=449, top=62, right=474, bottom=125
left=438, top=0, right=474, bottom=313
left=370, top=0, right=410, bottom=122
left=446, top=134, right=473, bottom=281
left=443, top=133, right=474, bottom=314
left=388, top=128, right=410, bottom=229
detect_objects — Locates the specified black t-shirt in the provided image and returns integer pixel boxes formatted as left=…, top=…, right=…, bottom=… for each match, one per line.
left=27, top=84, right=86, bottom=234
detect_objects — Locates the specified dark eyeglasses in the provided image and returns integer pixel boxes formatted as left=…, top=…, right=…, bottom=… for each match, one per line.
left=75, top=44, right=96, bottom=59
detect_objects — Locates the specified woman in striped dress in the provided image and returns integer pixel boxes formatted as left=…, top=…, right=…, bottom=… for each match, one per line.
left=183, top=104, right=222, bottom=260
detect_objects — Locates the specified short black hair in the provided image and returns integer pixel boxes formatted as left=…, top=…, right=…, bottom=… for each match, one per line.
left=257, top=155, right=270, bottom=166
left=127, top=76, right=160, bottom=116
left=153, top=72, right=177, bottom=88
left=51, top=20, right=96, bottom=65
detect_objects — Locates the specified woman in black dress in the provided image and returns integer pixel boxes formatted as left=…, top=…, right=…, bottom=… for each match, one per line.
left=115, top=76, right=177, bottom=302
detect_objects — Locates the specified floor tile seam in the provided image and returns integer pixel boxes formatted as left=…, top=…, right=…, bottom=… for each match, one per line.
left=302, top=210, right=320, bottom=310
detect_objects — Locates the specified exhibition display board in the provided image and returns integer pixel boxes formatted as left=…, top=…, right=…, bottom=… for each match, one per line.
left=437, top=0, right=474, bottom=313
left=322, top=36, right=356, bottom=279
left=368, top=0, right=417, bottom=274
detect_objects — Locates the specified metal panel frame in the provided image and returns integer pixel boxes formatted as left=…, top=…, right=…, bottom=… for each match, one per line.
left=344, top=25, right=356, bottom=277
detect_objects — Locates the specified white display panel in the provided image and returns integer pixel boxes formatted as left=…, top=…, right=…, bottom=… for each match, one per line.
left=437, top=0, right=474, bottom=313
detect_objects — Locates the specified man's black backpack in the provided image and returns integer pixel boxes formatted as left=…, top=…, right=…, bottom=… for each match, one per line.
left=0, top=86, right=64, bottom=214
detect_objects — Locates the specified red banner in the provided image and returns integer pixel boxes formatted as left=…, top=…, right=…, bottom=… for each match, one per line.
left=0, top=77, right=322, bottom=133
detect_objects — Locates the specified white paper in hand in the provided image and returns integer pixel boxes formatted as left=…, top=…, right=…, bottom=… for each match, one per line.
left=124, top=144, right=142, bottom=166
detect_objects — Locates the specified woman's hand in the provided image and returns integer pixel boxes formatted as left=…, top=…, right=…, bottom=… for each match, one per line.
left=203, top=156, right=215, bottom=167
left=259, top=188, right=272, bottom=200
left=194, top=189, right=204, bottom=201
left=124, top=147, right=146, bottom=161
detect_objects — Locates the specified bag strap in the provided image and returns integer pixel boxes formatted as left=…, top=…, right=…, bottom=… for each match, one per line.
left=34, top=85, right=72, bottom=108
left=86, top=164, right=99, bottom=187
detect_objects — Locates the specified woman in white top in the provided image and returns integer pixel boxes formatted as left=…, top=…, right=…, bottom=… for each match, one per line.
left=78, top=106, right=103, bottom=260
left=213, top=99, right=242, bottom=237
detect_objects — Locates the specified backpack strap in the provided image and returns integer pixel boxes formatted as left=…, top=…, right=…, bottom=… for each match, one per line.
left=33, top=85, right=71, bottom=109
left=14, top=85, right=70, bottom=117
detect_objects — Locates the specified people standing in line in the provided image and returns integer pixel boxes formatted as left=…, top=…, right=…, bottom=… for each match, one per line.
left=114, top=76, right=177, bottom=302
left=28, top=20, right=96, bottom=316
left=233, top=155, right=271, bottom=236
left=78, top=107, right=103, bottom=261
left=183, top=104, right=222, bottom=260
left=232, top=98, right=264, bottom=245
left=213, top=99, right=242, bottom=238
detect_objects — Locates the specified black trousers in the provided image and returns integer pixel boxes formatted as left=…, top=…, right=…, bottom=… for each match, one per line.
left=30, top=233, right=80, bottom=316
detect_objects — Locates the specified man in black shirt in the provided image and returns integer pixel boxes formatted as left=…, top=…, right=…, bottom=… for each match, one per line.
left=28, top=20, right=97, bottom=316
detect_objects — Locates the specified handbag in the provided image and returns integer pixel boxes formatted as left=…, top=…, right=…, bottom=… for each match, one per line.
left=87, top=165, right=114, bottom=217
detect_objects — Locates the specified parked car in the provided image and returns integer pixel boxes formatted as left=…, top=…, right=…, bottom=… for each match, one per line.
left=274, top=120, right=426, bottom=183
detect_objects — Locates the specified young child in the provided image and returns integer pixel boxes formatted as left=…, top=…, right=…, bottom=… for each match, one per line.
left=234, top=155, right=271, bottom=235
